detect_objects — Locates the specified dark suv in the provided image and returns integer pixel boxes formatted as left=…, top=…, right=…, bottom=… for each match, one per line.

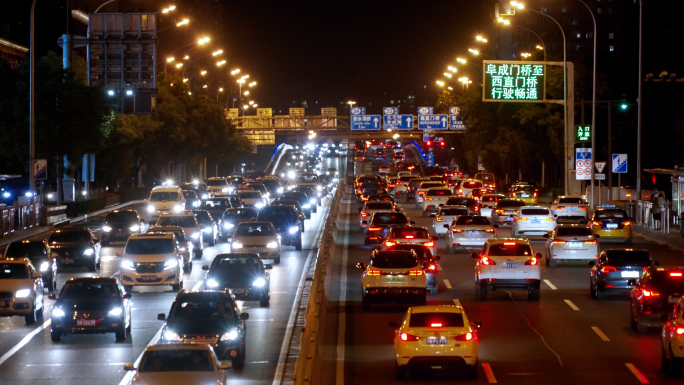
left=257, top=205, right=303, bottom=250
left=101, top=209, right=144, bottom=246
left=47, top=228, right=101, bottom=271
left=363, top=212, right=415, bottom=245
left=3, top=239, right=57, bottom=290
left=158, top=290, right=249, bottom=369
left=202, top=253, right=271, bottom=307
left=630, top=266, right=684, bottom=333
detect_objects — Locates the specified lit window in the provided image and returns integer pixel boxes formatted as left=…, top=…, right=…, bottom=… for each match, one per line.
left=597, top=8, right=603, bottom=14
left=609, top=32, right=614, bottom=39
left=576, top=33, right=581, bottom=39
left=609, top=45, right=615, bottom=52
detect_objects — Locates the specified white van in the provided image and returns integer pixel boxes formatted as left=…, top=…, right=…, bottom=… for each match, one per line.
left=146, top=186, right=186, bottom=222
left=119, top=233, right=184, bottom=292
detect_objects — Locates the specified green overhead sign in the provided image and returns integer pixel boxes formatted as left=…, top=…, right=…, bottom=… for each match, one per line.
left=482, top=60, right=545, bottom=103
left=576, top=125, right=591, bottom=142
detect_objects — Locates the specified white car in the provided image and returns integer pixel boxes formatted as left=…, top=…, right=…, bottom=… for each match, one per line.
left=414, top=181, right=444, bottom=208
left=511, top=206, right=557, bottom=237
left=551, top=195, right=588, bottom=223
left=479, top=193, right=506, bottom=217
left=446, top=215, right=496, bottom=253
left=661, top=296, right=684, bottom=374
left=382, top=226, right=437, bottom=258
left=392, top=305, right=480, bottom=380
left=358, top=201, right=396, bottom=232
left=544, top=224, right=598, bottom=267
left=206, top=177, right=232, bottom=196
left=0, top=258, right=45, bottom=324
left=231, top=221, right=281, bottom=264
left=421, top=187, right=453, bottom=217
left=124, top=343, right=231, bottom=385
left=393, top=175, right=417, bottom=195
left=356, top=249, right=427, bottom=311
left=472, top=238, right=542, bottom=300
left=237, top=190, right=266, bottom=209
left=454, top=179, right=483, bottom=196
left=120, top=233, right=185, bottom=291
left=432, top=205, right=471, bottom=237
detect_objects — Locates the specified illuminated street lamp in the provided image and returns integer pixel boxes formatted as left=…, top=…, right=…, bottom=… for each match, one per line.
left=175, top=63, right=183, bottom=69
left=468, top=48, right=479, bottom=55
left=162, top=5, right=176, bottom=13
left=476, top=35, right=488, bottom=43
left=436, top=80, right=445, bottom=87
left=212, top=49, right=223, bottom=56
left=231, top=69, right=241, bottom=75
left=216, top=60, right=226, bottom=67
left=443, top=72, right=452, bottom=78
left=447, top=66, right=458, bottom=73
left=457, top=57, right=466, bottom=64
left=176, top=19, right=189, bottom=27
left=521, top=52, right=531, bottom=58
left=244, top=91, right=250, bottom=96
left=347, top=101, right=356, bottom=108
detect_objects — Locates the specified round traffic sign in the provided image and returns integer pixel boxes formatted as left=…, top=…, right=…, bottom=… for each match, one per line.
left=576, top=160, right=583, bottom=168
left=584, top=160, right=592, bottom=167
left=577, top=169, right=585, bottom=175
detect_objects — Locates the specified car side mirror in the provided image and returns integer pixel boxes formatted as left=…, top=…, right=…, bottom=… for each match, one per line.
left=202, top=265, right=209, bottom=270
left=388, top=321, right=399, bottom=328
left=124, top=364, right=136, bottom=371
left=443, top=224, right=449, bottom=229
left=157, top=313, right=166, bottom=321
left=239, top=312, right=250, bottom=320
left=470, top=252, right=479, bottom=259
left=219, top=362, right=232, bottom=370
left=116, top=251, right=122, bottom=257
left=356, top=262, right=366, bottom=269
left=48, top=293, right=57, bottom=300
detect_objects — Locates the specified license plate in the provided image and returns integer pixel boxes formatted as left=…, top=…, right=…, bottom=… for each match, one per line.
left=231, top=288, right=248, bottom=294
left=468, top=231, right=478, bottom=236
left=567, top=242, right=583, bottom=248
left=506, top=216, right=513, bottom=221
left=62, top=258, right=74, bottom=264
left=0, top=300, right=7, bottom=308
left=670, top=296, right=680, bottom=304
left=426, top=337, right=448, bottom=345
left=502, top=263, right=518, bottom=268
left=77, top=319, right=97, bottom=327
left=141, top=275, right=157, bottom=282
left=521, top=194, right=530, bottom=198
left=567, top=207, right=577, bottom=211
left=385, top=276, right=405, bottom=283
left=606, top=223, right=618, bottom=229
left=383, top=228, right=389, bottom=234
left=531, top=219, right=541, bottom=224
left=621, top=271, right=640, bottom=278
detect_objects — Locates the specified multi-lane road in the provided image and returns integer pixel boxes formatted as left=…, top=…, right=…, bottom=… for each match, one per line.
left=2, top=149, right=683, bottom=384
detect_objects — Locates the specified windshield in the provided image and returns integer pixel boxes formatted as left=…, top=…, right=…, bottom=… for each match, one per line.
left=157, top=216, right=198, bottom=228
left=440, top=208, right=469, bottom=216
left=60, top=281, right=119, bottom=299
left=206, top=179, right=227, bottom=186
left=497, top=201, right=525, bottom=208
left=212, top=256, right=262, bottom=276
left=234, top=223, right=274, bottom=236
left=487, top=243, right=533, bottom=256
left=605, top=251, right=652, bottom=265
left=238, top=191, right=261, bottom=199
left=169, top=293, right=238, bottom=323
left=105, top=211, right=138, bottom=225
left=390, top=228, right=429, bottom=238
left=559, top=197, right=584, bottom=204
left=481, top=196, right=500, bottom=203
left=446, top=198, right=476, bottom=206
left=596, top=210, right=627, bottom=219
left=5, top=242, right=46, bottom=258
left=462, top=181, right=482, bottom=188
left=365, top=202, right=393, bottom=210
left=409, top=312, right=464, bottom=328
left=202, top=199, right=230, bottom=209
left=427, top=189, right=451, bottom=196
left=150, top=192, right=180, bottom=202
left=370, top=252, right=418, bottom=268
left=139, top=349, right=214, bottom=373
left=48, top=231, right=91, bottom=243
left=0, top=263, right=29, bottom=279
left=520, top=208, right=550, bottom=215
left=257, top=207, right=294, bottom=220
left=125, top=238, right=174, bottom=254
left=371, top=213, right=408, bottom=225
left=455, top=216, right=491, bottom=225
left=223, top=209, right=257, bottom=220
left=556, top=227, right=593, bottom=236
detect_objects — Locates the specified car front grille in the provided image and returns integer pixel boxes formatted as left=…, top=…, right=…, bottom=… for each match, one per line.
left=0, top=292, right=13, bottom=300
left=135, top=262, right=164, bottom=273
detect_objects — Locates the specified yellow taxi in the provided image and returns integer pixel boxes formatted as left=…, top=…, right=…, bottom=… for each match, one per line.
left=589, top=205, right=632, bottom=243
left=509, top=184, right=538, bottom=204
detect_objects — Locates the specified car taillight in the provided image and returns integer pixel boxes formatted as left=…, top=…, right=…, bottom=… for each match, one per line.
left=400, top=332, right=420, bottom=341
left=525, top=257, right=539, bottom=265
left=452, top=229, right=464, bottom=233
left=425, top=197, right=433, bottom=201
left=458, top=189, right=464, bottom=194
left=642, top=289, right=660, bottom=297
left=534, top=192, right=538, bottom=197
left=592, top=221, right=601, bottom=226
left=367, top=270, right=381, bottom=276
left=474, top=206, right=480, bottom=211
left=676, top=325, right=684, bottom=335
left=409, top=270, right=424, bottom=276
left=555, top=205, right=564, bottom=209
left=670, top=272, right=683, bottom=277
left=423, top=241, right=434, bottom=247
left=368, top=227, right=382, bottom=231
left=427, top=263, right=437, bottom=271
left=578, top=206, right=587, bottom=209
left=361, top=212, right=368, bottom=217
left=361, top=196, right=368, bottom=201
left=584, top=240, right=597, bottom=244
left=553, top=240, right=567, bottom=244
left=495, top=209, right=505, bottom=214
left=481, top=256, right=496, bottom=265
left=503, top=242, right=517, bottom=246
left=516, top=217, right=528, bottom=222
left=385, top=241, right=396, bottom=247
left=436, top=216, right=443, bottom=222
left=624, top=221, right=632, bottom=226
left=430, top=322, right=443, bottom=328
left=357, top=189, right=362, bottom=194
left=455, top=332, right=476, bottom=341
left=545, top=217, right=555, bottom=222
left=600, top=266, right=617, bottom=273
left=405, top=235, right=414, bottom=239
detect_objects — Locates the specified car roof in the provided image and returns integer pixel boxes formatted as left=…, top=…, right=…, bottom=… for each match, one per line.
left=0, top=258, right=31, bottom=265
left=65, top=276, right=117, bottom=284
left=487, top=237, right=531, bottom=245
left=130, top=233, right=174, bottom=239
left=409, top=305, right=464, bottom=314
left=145, top=342, right=216, bottom=352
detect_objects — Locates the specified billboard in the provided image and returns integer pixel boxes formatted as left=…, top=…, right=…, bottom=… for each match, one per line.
left=483, top=60, right=545, bottom=103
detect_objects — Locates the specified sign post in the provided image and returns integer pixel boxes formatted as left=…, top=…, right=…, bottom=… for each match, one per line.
left=575, top=148, right=592, bottom=181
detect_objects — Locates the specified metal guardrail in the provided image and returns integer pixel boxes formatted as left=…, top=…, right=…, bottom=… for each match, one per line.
left=292, top=181, right=343, bottom=384
left=0, top=204, right=41, bottom=237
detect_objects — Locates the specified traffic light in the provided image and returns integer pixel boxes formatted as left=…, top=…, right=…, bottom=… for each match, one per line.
left=424, top=137, right=434, bottom=147
left=439, top=141, right=446, bottom=147
left=620, top=103, right=628, bottom=110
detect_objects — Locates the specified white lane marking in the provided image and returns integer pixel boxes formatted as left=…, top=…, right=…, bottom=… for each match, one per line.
left=452, top=299, right=462, bottom=307
left=118, top=280, right=203, bottom=385
left=564, top=299, right=580, bottom=311
left=336, top=199, right=352, bottom=385
left=625, top=363, right=649, bottom=384
left=591, top=326, right=610, bottom=342
left=482, top=362, right=498, bottom=383
left=273, top=200, right=329, bottom=385
left=0, top=319, right=51, bottom=367
left=437, top=263, right=443, bottom=271
left=543, top=279, right=558, bottom=290
left=444, top=279, right=452, bottom=289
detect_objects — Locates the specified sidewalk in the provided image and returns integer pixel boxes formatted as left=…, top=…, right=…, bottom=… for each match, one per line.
left=0, top=200, right=143, bottom=247
left=633, top=223, right=684, bottom=251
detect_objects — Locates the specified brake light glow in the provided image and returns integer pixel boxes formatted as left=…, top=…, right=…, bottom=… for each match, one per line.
left=503, top=242, right=517, bottom=246
left=485, top=228, right=495, bottom=233
left=481, top=256, right=496, bottom=265
left=624, top=221, right=632, bottom=226
left=670, top=272, right=683, bottom=277
left=436, top=216, right=443, bottom=222
left=579, top=206, right=587, bottom=209
left=425, top=197, right=433, bottom=201
left=423, top=241, right=434, bottom=247
left=516, top=217, right=528, bottom=222
left=430, top=323, right=443, bottom=328
left=600, top=266, right=617, bottom=273
left=454, top=332, right=475, bottom=341
left=408, top=270, right=424, bottom=276
left=555, top=206, right=565, bottom=209
left=367, top=270, right=381, bottom=276
left=357, top=189, right=362, bottom=194
left=452, top=229, right=464, bottom=233
left=427, top=263, right=437, bottom=271
left=676, top=326, right=684, bottom=335
left=584, top=240, right=598, bottom=244
left=401, top=333, right=420, bottom=341
left=525, top=257, right=539, bottom=265
left=495, top=209, right=505, bottom=214
left=592, top=221, right=601, bottom=226
left=368, top=227, right=382, bottom=231
left=642, top=289, right=660, bottom=297
left=361, top=212, right=368, bottom=217
left=405, top=235, right=414, bottom=239
left=545, top=217, right=555, bottom=222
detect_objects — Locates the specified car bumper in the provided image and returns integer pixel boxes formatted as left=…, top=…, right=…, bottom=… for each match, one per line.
left=102, top=229, right=134, bottom=242
left=0, top=299, right=34, bottom=316
left=450, top=237, right=490, bottom=248
left=228, top=287, right=268, bottom=301
left=57, top=255, right=96, bottom=268
left=478, top=278, right=540, bottom=291
left=593, top=229, right=632, bottom=242
left=120, top=269, right=181, bottom=286
left=362, top=287, right=426, bottom=304
left=395, top=347, right=478, bottom=368
left=51, top=317, right=124, bottom=335
left=549, top=248, right=597, bottom=262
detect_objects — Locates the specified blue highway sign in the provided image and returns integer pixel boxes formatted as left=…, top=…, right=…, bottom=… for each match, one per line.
left=351, top=115, right=381, bottom=130
left=383, top=115, right=414, bottom=130
left=350, top=107, right=366, bottom=115
left=418, top=114, right=448, bottom=130
left=418, top=107, right=433, bottom=115
left=612, top=153, right=628, bottom=173
left=383, top=107, right=398, bottom=115
left=426, top=153, right=434, bottom=167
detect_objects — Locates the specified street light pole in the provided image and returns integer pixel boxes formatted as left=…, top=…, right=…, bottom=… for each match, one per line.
left=578, top=0, right=598, bottom=208
left=636, top=0, right=644, bottom=203
left=29, top=0, right=37, bottom=202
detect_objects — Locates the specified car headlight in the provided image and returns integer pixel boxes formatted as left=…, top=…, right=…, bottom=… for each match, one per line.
left=310, top=198, right=317, bottom=204
left=206, top=278, right=220, bottom=288
left=15, top=289, right=31, bottom=298
left=102, top=225, right=112, bottom=232
left=222, top=187, right=229, bottom=192
left=220, top=328, right=239, bottom=341
left=224, top=223, right=234, bottom=229
left=108, top=307, right=123, bottom=317
left=121, top=259, right=135, bottom=270
left=163, top=328, right=181, bottom=342
left=232, top=242, right=243, bottom=249
left=129, top=225, right=140, bottom=232
left=289, top=226, right=299, bottom=234
left=255, top=202, right=264, bottom=209
left=164, top=259, right=178, bottom=269
left=190, top=232, right=200, bottom=239
left=317, top=186, right=323, bottom=191
left=39, top=261, right=50, bottom=272
left=202, top=193, right=209, bottom=199
left=253, top=278, right=266, bottom=287
left=266, top=241, right=278, bottom=249
left=83, top=249, right=94, bottom=256
left=202, top=227, right=212, bottom=233
left=302, top=203, right=311, bottom=209
left=147, top=204, right=156, bottom=213
left=277, top=187, right=284, bottom=194
left=173, top=204, right=183, bottom=213
left=52, top=308, right=65, bottom=317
